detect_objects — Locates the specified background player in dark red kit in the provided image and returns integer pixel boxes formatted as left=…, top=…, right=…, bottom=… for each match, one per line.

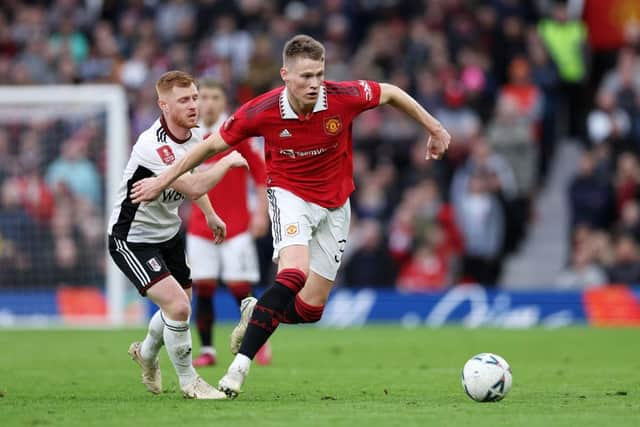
left=132, top=35, right=451, bottom=398
left=186, top=79, right=272, bottom=367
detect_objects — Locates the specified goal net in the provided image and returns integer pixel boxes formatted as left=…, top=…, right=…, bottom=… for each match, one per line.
left=0, top=85, right=137, bottom=326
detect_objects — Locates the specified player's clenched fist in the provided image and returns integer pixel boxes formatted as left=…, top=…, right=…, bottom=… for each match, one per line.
left=425, top=126, right=451, bottom=160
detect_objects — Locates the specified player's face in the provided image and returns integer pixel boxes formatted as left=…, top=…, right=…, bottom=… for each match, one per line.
left=163, top=83, right=199, bottom=129
left=199, top=87, right=226, bottom=123
left=281, top=57, right=325, bottom=110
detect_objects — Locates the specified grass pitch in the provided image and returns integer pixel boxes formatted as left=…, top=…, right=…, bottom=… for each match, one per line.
left=0, top=326, right=638, bottom=427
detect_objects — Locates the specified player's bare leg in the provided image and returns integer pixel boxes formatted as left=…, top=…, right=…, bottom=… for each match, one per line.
left=136, top=276, right=226, bottom=399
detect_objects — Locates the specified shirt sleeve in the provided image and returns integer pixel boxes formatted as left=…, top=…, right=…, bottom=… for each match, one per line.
left=340, top=80, right=381, bottom=114
left=219, top=104, right=260, bottom=147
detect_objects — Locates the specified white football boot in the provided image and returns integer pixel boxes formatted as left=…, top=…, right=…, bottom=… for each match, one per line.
left=218, top=363, right=250, bottom=399
left=230, top=297, right=257, bottom=354
left=128, top=341, right=162, bottom=394
left=181, top=376, right=228, bottom=400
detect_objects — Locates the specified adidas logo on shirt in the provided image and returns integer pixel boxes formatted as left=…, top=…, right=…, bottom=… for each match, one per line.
left=279, top=129, right=292, bottom=138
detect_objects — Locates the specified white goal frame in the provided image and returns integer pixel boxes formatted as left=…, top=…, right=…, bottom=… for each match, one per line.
left=0, top=85, right=129, bottom=326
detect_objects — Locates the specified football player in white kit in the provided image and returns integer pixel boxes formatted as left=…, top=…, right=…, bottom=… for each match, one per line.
left=107, top=71, right=247, bottom=399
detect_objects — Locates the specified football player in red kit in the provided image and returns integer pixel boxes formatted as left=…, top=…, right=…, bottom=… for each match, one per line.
left=132, top=35, right=451, bottom=398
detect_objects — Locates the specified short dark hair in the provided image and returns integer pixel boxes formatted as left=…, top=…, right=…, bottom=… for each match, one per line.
left=198, top=78, right=226, bottom=94
left=282, top=34, right=325, bottom=65
left=156, top=70, right=197, bottom=95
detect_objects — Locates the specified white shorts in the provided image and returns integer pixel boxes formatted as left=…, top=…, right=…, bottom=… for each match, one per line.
left=186, top=232, right=260, bottom=282
left=267, top=187, right=350, bottom=281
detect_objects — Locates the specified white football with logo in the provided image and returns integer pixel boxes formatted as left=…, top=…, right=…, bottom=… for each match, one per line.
left=461, top=353, right=512, bottom=402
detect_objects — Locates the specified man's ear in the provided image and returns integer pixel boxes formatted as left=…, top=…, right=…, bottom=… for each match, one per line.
left=158, top=99, right=168, bottom=114
left=280, top=66, right=287, bottom=83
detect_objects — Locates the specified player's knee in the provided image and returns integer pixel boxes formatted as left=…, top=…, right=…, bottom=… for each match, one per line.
left=167, top=300, right=191, bottom=321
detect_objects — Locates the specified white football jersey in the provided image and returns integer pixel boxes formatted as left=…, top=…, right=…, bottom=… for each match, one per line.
left=108, top=117, right=202, bottom=243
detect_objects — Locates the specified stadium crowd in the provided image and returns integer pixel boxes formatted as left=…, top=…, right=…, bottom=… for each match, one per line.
left=0, top=0, right=638, bottom=290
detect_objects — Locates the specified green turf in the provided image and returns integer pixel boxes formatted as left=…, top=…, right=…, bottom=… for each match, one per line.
left=0, top=326, right=638, bottom=427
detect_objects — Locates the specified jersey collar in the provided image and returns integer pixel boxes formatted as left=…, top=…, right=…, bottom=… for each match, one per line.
left=279, top=85, right=328, bottom=120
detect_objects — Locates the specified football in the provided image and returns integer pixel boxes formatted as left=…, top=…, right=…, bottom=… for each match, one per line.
left=461, top=353, right=513, bottom=402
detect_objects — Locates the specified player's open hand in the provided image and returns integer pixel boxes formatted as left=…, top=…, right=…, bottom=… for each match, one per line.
left=425, top=126, right=451, bottom=160
left=206, top=212, right=227, bottom=244
left=131, top=177, right=164, bottom=203
left=222, top=151, right=249, bottom=170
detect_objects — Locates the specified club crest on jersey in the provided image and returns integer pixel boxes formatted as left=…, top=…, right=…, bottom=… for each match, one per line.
left=146, top=257, right=162, bottom=272
left=324, top=116, right=342, bottom=136
left=156, top=145, right=175, bottom=165
left=285, top=222, right=299, bottom=237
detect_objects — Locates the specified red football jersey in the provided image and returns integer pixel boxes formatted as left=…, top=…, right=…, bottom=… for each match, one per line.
left=187, top=137, right=267, bottom=240
left=219, top=80, right=381, bottom=208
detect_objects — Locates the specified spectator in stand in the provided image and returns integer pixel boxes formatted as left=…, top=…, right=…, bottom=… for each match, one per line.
left=453, top=168, right=505, bottom=286
left=12, top=159, right=54, bottom=225
left=0, top=179, right=49, bottom=286
left=538, top=0, right=589, bottom=141
left=488, top=57, right=543, bottom=247
left=613, top=152, right=640, bottom=213
left=606, top=233, right=640, bottom=284
left=599, top=47, right=640, bottom=142
left=587, top=90, right=631, bottom=149
left=45, top=135, right=102, bottom=206
left=396, top=241, right=449, bottom=292
left=568, top=151, right=616, bottom=231
left=616, top=200, right=640, bottom=242
left=527, top=29, right=559, bottom=183
left=342, top=218, right=396, bottom=287
left=555, top=246, right=606, bottom=290
left=0, top=129, right=18, bottom=183
left=48, top=15, right=89, bottom=64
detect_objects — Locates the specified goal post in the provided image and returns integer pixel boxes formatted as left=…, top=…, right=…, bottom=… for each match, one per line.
left=0, top=85, right=130, bottom=326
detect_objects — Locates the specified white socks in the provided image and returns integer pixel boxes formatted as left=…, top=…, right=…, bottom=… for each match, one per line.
left=161, top=313, right=197, bottom=387
left=200, top=346, right=216, bottom=356
left=230, top=353, right=251, bottom=374
left=140, top=309, right=164, bottom=362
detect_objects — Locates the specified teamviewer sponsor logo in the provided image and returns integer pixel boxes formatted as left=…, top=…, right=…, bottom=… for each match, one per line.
left=279, top=143, right=338, bottom=159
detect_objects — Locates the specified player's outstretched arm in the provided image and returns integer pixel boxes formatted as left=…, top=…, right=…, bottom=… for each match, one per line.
left=131, top=131, right=230, bottom=203
left=378, top=83, right=451, bottom=160
left=169, top=150, right=248, bottom=201
left=188, top=151, right=248, bottom=200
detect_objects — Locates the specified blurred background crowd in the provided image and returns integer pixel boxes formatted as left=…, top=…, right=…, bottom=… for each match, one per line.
left=0, top=0, right=639, bottom=291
